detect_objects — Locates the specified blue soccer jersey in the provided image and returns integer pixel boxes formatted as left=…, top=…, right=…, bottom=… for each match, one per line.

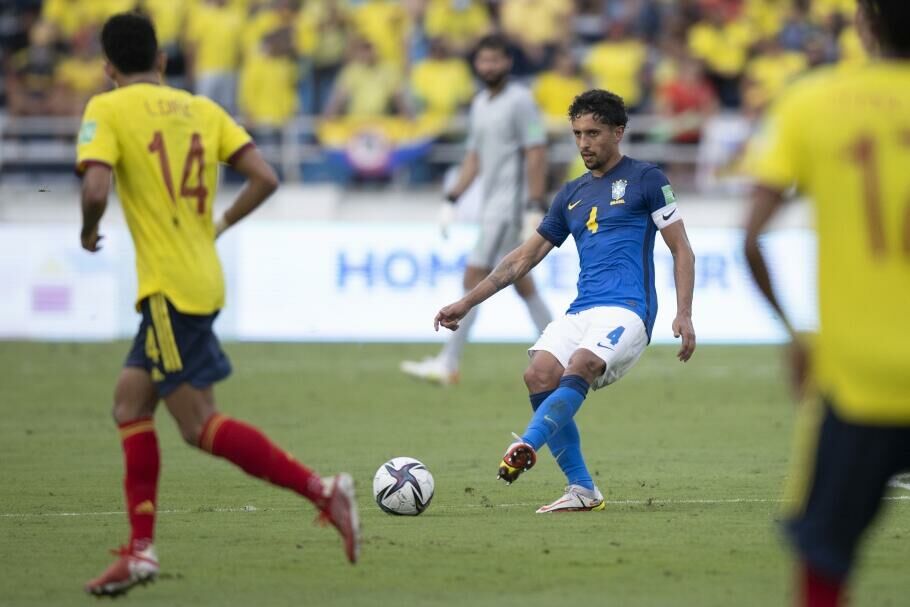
left=537, top=156, right=678, bottom=338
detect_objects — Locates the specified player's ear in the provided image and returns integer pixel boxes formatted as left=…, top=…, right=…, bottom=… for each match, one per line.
left=103, top=60, right=117, bottom=86
left=614, top=125, right=626, bottom=143
left=854, top=3, right=879, bottom=57
left=155, top=50, right=168, bottom=77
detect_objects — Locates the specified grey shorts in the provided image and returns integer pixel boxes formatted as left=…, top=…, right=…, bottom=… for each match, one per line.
left=467, top=218, right=521, bottom=269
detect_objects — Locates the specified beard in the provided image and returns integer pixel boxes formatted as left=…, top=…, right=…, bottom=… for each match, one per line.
left=480, top=71, right=508, bottom=89
left=582, top=154, right=603, bottom=170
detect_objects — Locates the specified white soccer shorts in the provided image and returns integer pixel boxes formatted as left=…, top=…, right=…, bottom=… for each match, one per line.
left=529, top=306, right=648, bottom=390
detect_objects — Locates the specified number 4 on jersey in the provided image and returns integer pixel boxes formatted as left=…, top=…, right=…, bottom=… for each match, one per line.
left=148, top=131, right=209, bottom=214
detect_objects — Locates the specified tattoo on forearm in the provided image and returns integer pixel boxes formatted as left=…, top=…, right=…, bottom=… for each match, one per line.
left=489, top=259, right=520, bottom=290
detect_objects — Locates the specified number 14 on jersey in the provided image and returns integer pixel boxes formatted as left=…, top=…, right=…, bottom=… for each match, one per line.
left=148, top=131, right=209, bottom=214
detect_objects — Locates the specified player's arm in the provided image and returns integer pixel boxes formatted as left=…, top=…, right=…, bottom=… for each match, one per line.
left=435, top=232, right=553, bottom=331
left=445, top=150, right=479, bottom=201
left=660, top=220, right=696, bottom=362
left=525, top=145, right=547, bottom=210
left=743, top=185, right=793, bottom=335
left=214, top=147, right=279, bottom=237
left=743, top=184, right=810, bottom=398
left=80, top=163, right=112, bottom=252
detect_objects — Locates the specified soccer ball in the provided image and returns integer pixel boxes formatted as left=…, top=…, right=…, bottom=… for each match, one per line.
left=372, top=457, right=435, bottom=516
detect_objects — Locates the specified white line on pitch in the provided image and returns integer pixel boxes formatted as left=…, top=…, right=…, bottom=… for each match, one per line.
left=2, top=496, right=909, bottom=518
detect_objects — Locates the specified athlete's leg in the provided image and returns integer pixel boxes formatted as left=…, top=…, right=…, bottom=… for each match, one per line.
left=163, top=383, right=359, bottom=563
left=521, top=348, right=603, bottom=450
left=524, top=351, right=594, bottom=490
left=514, top=274, right=552, bottom=333
left=85, top=368, right=161, bottom=596
left=438, top=264, right=488, bottom=371
left=164, top=383, right=325, bottom=504
left=112, top=368, right=160, bottom=548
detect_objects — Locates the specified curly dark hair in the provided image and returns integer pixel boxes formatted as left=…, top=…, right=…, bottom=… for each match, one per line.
left=858, top=0, right=910, bottom=57
left=567, top=89, right=628, bottom=127
left=101, top=12, right=158, bottom=75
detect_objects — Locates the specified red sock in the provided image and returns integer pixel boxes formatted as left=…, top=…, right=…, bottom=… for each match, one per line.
left=799, top=562, right=845, bottom=607
left=118, top=417, right=159, bottom=547
left=198, top=414, right=325, bottom=506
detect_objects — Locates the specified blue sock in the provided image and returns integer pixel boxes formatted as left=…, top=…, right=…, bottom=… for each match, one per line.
left=529, top=388, right=594, bottom=491
left=522, top=375, right=589, bottom=452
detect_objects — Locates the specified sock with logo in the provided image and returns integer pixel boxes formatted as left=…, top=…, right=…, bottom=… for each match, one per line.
left=530, top=390, right=594, bottom=490
left=118, top=417, right=159, bottom=547
left=198, top=414, right=325, bottom=505
left=523, top=293, right=552, bottom=333
left=799, top=563, right=845, bottom=607
left=521, top=375, right=590, bottom=452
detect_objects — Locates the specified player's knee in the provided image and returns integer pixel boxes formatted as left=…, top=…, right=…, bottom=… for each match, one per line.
left=178, top=420, right=205, bottom=447
left=111, top=400, right=145, bottom=426
left=524, top=364, right=559, bottom=393
left=566, top=355, right=605, bottom=383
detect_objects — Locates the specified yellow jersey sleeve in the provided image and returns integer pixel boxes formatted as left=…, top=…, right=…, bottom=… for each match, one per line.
left=212, top=100, right=254, bottom=164
left=76, top=95, right=120, bottom=174
left=747, top=90, right=804, bottom=190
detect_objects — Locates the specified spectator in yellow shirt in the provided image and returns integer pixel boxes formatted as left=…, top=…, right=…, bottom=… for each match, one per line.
left=324, top=38, right=409, bottom=119
left=185, top=0, right=244, bottom=112
left=138, top=0, right=190, bottom=89
left=424, top=0, right=491, bottom=58
left=410, top=39, right=474, bottom=119
left=348, top=0, right=408, bottom=68
left=584, top=20, right=649, bottom=110
left=238, top=26, right=299, bottom=130
left=687, top=4, right=755, bottom=107
left=296, top=0, right=349, bottom=113
left=533, top=47, right=587, bottom=129
left=500, top=0, right=573, bottom=74
left=6, top=21, right=58, bottom=117
left=741, top=37, right=807, bottom=113
left=52, top=27, right=107, bottom=116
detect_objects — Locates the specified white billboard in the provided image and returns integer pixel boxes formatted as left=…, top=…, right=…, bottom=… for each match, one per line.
left=0, top=222, right=816, bottom=343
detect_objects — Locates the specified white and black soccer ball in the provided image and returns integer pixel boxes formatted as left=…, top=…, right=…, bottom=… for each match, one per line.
left=372, top=457, right=435, bottom=516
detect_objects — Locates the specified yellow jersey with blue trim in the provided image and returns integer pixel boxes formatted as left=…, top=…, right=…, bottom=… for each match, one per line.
left=749, top=63, right=910, bottom=424
left=76, top=83, right=253, bottom=315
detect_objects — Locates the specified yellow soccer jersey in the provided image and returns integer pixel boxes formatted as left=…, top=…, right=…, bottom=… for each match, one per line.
left=76, top=83, right=253, bottom=315
left=749, top=63, right=910, bottom=424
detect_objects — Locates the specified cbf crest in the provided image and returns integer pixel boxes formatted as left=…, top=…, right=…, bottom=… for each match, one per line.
left=610, top=179, right=627, bottom=206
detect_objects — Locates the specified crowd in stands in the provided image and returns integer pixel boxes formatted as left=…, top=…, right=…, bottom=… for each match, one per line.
left=0, top=0, right=864, bottom=178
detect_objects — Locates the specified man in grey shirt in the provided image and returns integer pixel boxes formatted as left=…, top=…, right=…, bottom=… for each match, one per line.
left=401, top=34, right=552, bottom=385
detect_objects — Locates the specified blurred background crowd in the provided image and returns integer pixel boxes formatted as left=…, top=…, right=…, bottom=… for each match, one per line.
left=0, top=0, right=864, bottom=187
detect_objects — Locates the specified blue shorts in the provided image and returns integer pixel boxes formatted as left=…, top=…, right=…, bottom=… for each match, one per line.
left=125, top=294, right=231, bottom=398
left=784, top=399, right=910, bottom=580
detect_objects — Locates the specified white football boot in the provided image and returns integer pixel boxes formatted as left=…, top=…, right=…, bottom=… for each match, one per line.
left=535, top=485, right=606, bottom=513
left=399, top=356, right=460, bottom=386
left=84, top=542, right=159, bottom=596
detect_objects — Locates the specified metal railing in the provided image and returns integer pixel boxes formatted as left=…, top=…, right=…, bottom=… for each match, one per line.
left=0, top=113, right=703, bottom=182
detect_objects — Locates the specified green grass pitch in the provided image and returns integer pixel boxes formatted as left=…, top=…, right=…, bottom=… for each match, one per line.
left=1, top=342, right=908, bottom=606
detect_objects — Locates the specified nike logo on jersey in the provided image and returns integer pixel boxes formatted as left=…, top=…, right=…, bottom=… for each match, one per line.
left=662, top=209, right=677, bottom=221
left=596, top=342, right=615, bottom=350
left=568, top=200, right=582, bottom=210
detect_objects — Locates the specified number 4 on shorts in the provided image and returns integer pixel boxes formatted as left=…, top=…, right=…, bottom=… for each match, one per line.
left=606, top=326, right=625, bottom=346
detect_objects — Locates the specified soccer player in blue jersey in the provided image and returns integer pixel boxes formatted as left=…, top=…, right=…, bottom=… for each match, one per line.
left=434, top=89, right=696, bottom=512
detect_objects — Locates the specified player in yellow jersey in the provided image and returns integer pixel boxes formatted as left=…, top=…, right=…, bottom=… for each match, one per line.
left=744, top=1, right=910, bottom=605
left=77, top=13, right=359, bottom=597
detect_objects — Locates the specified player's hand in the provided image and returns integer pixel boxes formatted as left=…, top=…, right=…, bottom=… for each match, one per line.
left=438, top=202, right=456, bottom=239
left=672, top=314, right=696, bottom=362
left=787, top=338, right=811, bottom=400
left=434, top=299, right=470, bottom=332
left=80, top=226, right=104, bottom=252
